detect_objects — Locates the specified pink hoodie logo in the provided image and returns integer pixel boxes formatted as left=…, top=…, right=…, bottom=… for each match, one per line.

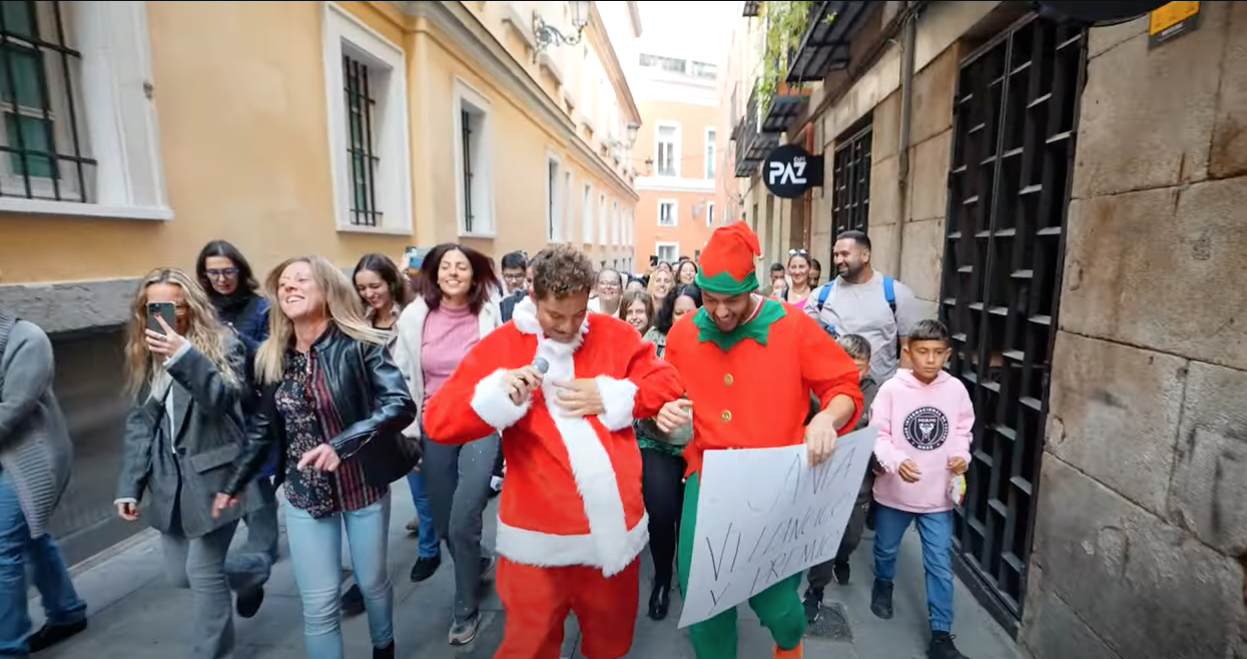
left=903, top=406, right=950, bottom=451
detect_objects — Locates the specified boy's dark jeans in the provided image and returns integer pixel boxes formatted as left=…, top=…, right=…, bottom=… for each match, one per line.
left=808, top=471, right=875, bottom=589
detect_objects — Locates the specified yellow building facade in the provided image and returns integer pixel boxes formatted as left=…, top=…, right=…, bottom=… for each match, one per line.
left=0, top=0, right=642, bottom=561
left=0, top=0, right=643, bottom=334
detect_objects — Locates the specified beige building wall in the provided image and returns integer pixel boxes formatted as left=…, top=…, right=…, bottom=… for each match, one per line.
left=0, top=0, right=642, bottom=334
left=0, top=0, right=642, bottom=562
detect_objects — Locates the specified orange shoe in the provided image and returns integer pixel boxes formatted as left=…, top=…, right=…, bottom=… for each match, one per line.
left=773, top=641, right=803, bottom=659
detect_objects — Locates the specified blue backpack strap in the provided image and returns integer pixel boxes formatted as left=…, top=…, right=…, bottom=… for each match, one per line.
left=882, top=276, right=896, bottom=314
left=816, top=280, right=834, bottom=313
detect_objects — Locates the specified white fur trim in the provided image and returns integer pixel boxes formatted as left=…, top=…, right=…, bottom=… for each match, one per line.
left=470, top=368, right=531, bottom=430
left=513, top=296, right=589, bottom=346
left=495, top=514, right=649, bottom=577
left=594, top=376, right=638, bottom=432
left=534, top=334, right=635, bottom=576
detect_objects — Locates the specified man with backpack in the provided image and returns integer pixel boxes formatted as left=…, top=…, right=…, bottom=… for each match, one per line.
left=800, top=230, right=921, bottom=622
left=803, top=230, right=920, bottom=382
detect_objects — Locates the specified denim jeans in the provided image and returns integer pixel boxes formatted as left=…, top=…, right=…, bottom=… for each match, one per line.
left=421, top=432, right=499, bottom=623
left=160, top=521, right=239, bottom=659
left=404, top=471, right=439, bottom=559
left=0, top=474, right=87, bottom=658
left=872, top=504, right=955, bottom=632
left=224, top=476, right=279, bottom=592
left=284, top=494, right=393, bottom=659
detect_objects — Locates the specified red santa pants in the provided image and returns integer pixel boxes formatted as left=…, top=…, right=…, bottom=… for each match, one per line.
left=494, top=556, right=640, bottom=659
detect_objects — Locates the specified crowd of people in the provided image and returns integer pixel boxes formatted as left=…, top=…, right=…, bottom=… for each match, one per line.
left=0, top=222, right=975, bottom=659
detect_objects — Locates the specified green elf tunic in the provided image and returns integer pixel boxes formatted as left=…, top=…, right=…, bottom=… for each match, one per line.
left=663, top=222, right=863, bottom=659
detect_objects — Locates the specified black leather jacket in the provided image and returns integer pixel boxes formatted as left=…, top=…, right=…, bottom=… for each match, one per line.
left=222, top=324, right=416, bottom=496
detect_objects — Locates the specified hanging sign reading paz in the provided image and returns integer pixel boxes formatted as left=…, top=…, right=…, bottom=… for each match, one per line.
left=763, top=144, right=824, bottom=199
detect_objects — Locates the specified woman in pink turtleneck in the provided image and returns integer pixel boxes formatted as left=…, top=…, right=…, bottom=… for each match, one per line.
left=392, top=243, right=502, bottom=647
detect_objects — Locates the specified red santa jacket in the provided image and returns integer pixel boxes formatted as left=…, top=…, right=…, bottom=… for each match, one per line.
left=423, top=296, right=683, bottom=577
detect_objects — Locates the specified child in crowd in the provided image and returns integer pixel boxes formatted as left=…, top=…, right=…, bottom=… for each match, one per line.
left=804, top=334, right=880, bottom=619
left=870, top=319, right=974, bottom=659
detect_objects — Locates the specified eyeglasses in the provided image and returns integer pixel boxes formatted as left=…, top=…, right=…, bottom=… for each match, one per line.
left=788, top=249, right=809, bottom=256
left=205, top=268, right=240, bottom=279
left=503, top=274, right=526, bottom=282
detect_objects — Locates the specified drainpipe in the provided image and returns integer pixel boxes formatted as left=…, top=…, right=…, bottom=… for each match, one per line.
left=896, top=8, right=917, bottom=279
left=804, top=124, right=815, bottom=250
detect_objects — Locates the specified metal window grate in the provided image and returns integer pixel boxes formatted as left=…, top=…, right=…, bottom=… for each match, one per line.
left=0, top=1, right=93, bottom=202
left=830, top=124, right=871, bottom=242
left=343, top=54, right=380, bottom=227
left=461, top=108, right=475, bottom=232
left=938, top=14, right=1086, bottom=629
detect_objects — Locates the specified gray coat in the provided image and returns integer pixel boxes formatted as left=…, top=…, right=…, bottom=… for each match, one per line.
left=116, top=334, right=253, bottom=539
left=0, top=312, right=73, bottom=540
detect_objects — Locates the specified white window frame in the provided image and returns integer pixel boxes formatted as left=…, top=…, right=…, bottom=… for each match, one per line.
left=581, top=183, right=593, bottom=243
left=657, top=199, right=677, bottom=227
left=452, top=77, right=495, bottom=237
left=704, top=126, right=717, bottom=179
left=562, top=170, right=573, bottom=244
left=544, top=150, right=561, bottom=242
left=0, top=1, right=170, bottom=220
left=655, top=241, right=679, bottom=264
left=611, top=200, right=619, bottom=247
left=654, top=121, right=681, bottom=177
left=323, top=2, right=412, bottom=234
left=597, top=193, right=607, bottom=246
left=706, top=201, right=715, bottom=227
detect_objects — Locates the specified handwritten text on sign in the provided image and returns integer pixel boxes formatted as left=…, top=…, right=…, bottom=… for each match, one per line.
left=678, top=426, right=877, bottom=628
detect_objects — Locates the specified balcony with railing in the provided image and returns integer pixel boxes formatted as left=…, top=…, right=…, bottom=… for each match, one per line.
left=760, top=78, right=809, bottom=133
left=732, top=87, right=779, bottom=177
left=786, top=1, right=879, bottom=84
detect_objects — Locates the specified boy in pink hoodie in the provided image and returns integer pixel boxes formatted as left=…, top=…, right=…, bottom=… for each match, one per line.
left=870, top=319, right=974, bottom=659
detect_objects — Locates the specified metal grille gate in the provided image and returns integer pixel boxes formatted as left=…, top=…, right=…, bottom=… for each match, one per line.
left=939, top=14, right=1086, bottom=631
left=830, top=123, right=872, bottom=241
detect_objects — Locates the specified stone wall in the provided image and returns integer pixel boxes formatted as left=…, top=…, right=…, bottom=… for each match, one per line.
left=1021, top=3, right=1247, bottom=658
left=866, top=45, right=959, bottom=320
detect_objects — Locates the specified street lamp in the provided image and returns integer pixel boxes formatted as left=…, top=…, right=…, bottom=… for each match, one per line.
left=644, top=157, right=654, bottom=176
left=626, top=122, right=639, bottom=147
left=532, top=0, right=590, bottom=63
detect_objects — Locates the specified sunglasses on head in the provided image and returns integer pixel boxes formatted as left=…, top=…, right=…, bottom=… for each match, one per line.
left=788, top=249, right=809, bottom=256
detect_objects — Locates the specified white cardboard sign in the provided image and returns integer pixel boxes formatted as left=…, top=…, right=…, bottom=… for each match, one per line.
left=677, top=426, right=878, bottom=628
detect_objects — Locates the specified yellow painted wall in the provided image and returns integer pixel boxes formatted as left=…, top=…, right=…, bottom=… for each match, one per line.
left=0, top=0, right=637, bottom=286
left=0, top=1, right=407, bottom=284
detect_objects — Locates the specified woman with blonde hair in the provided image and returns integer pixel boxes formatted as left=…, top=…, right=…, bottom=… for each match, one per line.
left=214, top=255, right=416, bottom=659
left=114, top=268, right=249, bottom=659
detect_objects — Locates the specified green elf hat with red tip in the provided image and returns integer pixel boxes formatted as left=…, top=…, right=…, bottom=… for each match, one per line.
left=695, top=221, right=761, bottom=295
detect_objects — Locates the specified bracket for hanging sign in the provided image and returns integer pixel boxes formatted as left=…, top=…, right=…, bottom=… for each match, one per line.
left=1149, top=1, right=1201, bottom=48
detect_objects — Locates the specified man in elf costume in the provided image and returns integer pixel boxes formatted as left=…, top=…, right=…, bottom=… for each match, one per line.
left=423, top=244, right=683, bottom=659
left=656, top=221, right=864, bottom=659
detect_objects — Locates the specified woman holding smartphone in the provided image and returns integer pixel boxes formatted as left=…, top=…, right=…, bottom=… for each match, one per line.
left=114, top=268, right=250, bottom=659
left=214, top=256, right=417, bottom=659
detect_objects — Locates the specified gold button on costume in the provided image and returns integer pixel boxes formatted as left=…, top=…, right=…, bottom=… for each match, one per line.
left=723, top=373, right=734, bottom=386
left=720, top=410, right=732, bottom=422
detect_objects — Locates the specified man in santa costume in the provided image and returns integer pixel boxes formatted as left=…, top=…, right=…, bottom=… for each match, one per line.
left=422, top=244, right=683, bottom=659
left=655, top=221, right=863, bottom=659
